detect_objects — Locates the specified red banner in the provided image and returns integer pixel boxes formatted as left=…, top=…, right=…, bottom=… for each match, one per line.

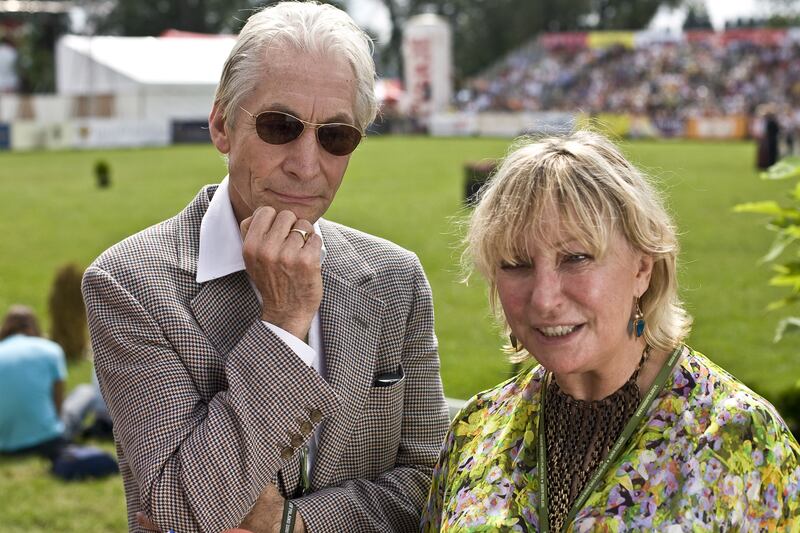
left=720, top=28, right=787, bottom=46
left=685, top=30, right=718, bottom=44
left=539, top=32, right=588, bottom=50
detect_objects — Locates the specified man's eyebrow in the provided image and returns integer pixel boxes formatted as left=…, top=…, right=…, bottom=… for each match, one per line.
left=257, top=103, right=355, bottom=125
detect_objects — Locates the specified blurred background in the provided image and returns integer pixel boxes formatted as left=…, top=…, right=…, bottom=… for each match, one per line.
left=1, top=0, right=800, bottom=530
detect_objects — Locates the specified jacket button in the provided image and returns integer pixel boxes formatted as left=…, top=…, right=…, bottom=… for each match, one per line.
left=309, top=408, right=323, bottom=423
left=300, top=421, right=313, bottom=435
left=280, top=447, right=294, bottom=460
left=290, top=433, right=304, bottom=448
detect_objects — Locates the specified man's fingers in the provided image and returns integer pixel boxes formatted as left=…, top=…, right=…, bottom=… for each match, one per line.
left=239, top=216, right=254, bottom=241
left=242, top=206, right=279, bottom=242
left=262, top=209, right=298, bottom=245
left=297, top=232, right=323, bottom=261
left=286, top=219, right=315, bottom=247
left=136, top=511, right=161, bottom=532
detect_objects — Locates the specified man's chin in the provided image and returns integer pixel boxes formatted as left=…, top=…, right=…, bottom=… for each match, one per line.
left=259, top=203, right=323, bottom=224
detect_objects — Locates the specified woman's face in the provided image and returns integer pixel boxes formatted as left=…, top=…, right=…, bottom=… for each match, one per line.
left=495, top=219, right=653, bottom=378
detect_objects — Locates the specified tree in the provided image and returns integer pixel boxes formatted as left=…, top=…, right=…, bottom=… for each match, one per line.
left=593, top=0, right=682, bottom=30
left=766, top=0, right=800, bottom=12
left=87, top=0, right=345, bottom=36
left=15, top=12, right=69, bottom=93
left=683, top=7, right=714, bottom=30
left=90, top=0, right=250, bottom=35
left=1, top=2, right=71, bottom=93
left=683, top=4, right=713, bottom=30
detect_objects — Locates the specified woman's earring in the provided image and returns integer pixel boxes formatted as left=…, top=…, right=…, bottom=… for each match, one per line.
left=627, top=297, right=645, bottom=338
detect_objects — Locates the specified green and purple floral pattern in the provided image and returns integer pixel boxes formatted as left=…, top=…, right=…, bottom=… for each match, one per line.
left=421, top=347, right=800, bottom=532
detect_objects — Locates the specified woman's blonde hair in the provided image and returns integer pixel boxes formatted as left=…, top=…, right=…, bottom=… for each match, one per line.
left=464, top=130, right=691, bottom=360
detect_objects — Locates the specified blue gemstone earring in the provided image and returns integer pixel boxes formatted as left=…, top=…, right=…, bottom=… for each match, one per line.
left=628, top=297, right=645, bottom=338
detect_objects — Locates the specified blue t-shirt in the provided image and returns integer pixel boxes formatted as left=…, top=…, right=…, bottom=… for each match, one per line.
left=0, top=334, right=67, bottom=451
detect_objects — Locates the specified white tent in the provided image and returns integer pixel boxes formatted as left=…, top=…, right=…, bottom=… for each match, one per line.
left=56, top=34, right=236, bottom=122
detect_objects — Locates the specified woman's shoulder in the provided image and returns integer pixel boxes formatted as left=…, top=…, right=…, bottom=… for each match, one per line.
left=681, top=349, right=786, bottom=419
left=450, top=364, right=545, bottom=438
left=668, top=346, right=799, bottom=457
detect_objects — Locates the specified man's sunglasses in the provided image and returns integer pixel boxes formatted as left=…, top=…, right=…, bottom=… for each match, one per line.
left=240, top=107, right=364, bottom=156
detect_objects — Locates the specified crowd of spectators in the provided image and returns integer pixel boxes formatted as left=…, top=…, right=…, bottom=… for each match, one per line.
left=456, top=36, right=800, bottom=135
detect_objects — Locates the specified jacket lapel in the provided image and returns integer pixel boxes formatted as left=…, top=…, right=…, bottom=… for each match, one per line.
left=311, top=221, right=386, bottom=489
left=176, top=185, right=261, bottom=358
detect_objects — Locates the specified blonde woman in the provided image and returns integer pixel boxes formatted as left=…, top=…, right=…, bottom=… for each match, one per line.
left=422, top=131, right=800, bottom=531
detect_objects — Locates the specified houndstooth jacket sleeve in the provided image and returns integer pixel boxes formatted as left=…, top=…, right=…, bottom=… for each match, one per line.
left=82, top=185, right=449, bottom=533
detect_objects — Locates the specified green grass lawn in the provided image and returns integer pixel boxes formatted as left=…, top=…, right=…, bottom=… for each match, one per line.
left=1, top=137, right=798, bottom=530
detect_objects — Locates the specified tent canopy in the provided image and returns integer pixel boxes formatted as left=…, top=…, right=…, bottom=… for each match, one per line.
left=56, top=34, right=236, bottom=94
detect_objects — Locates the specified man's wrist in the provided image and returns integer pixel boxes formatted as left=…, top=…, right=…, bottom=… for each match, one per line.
left=280, top=500, right=297, bottom=533
left=260, top=314, right=311, bottom=341
left=261, top=321, right=317, bottom=368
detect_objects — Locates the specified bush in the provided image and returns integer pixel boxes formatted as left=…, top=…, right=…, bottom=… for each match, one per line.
left=94, top=159, right=111, bottom=188
left=48, top=263, right=87, bottom=361
left=775, top=381, right=800, bottom=440
left=734, top=156, right=800, bottom=341
left=464, top=160, right=497, bottom=205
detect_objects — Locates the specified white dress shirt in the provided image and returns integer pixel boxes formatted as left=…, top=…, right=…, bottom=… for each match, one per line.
left=196, top=176, right=325, bottom=475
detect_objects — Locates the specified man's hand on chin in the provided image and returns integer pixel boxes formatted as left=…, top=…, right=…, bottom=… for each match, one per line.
left=240, top=206, right=323, bottom=341
left=240, top=484, right=306, bottom=533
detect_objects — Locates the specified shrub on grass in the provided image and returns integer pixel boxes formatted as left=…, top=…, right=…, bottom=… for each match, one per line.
left=464, top=160, right=497, bottom=205
left=94, top=160, right=111, bottom=188
left=735, top=156, right=800, bottom=341
left=775, top=381, right=800, bottom=439
left=48, top=263, right=87, bottom=361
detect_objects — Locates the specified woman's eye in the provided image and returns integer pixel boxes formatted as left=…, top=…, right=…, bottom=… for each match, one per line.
left=564, top=253, right=591, bottom=264
left=500, top=260, right=530, bottom=270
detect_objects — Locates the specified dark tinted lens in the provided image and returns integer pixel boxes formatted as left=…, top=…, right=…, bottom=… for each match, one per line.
left=255, top=112, right=304, bottom=145
left=317, top=124, right=362, bottom=156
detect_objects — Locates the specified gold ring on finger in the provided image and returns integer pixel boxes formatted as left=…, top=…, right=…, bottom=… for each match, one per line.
left=289, top=228, right=311, bottom=244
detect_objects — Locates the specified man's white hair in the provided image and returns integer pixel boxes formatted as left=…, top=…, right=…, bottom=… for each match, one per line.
left=214, top=1, right=377, bottom=132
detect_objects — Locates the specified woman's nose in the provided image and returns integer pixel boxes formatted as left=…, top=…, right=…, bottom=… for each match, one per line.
left=528, top=267, right=563, bottom=314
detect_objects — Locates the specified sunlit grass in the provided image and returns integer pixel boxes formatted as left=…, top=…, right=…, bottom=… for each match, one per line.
left=0, top=137, right=798, bottom=530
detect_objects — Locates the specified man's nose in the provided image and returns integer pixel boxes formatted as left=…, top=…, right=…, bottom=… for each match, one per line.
left=285, top=127, right=322, bottom=180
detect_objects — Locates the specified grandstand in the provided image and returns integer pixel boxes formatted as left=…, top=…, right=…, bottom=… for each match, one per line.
left=448, top=28, right=800, bottom=141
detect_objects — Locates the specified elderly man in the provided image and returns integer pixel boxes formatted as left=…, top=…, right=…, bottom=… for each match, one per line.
left=82, top=3, right=448, bottom=532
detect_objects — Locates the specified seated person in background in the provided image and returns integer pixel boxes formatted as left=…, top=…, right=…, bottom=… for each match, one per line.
left=0, top=305, right=118, bottom=481
left=422, top=131, right=800, bottom=531
left=0, top=305, right=68, bottom=461
left=61, top=369, right=113, bottom=441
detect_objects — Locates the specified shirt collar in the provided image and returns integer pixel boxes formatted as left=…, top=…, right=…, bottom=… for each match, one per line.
left=196, top=176, right=326, bottom=284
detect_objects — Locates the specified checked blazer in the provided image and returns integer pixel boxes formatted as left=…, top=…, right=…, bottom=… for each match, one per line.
left=82, top=185, right=449, bottom=533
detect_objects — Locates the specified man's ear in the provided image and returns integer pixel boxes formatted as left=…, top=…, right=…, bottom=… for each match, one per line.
left=209, top=102, right=230, bottom=154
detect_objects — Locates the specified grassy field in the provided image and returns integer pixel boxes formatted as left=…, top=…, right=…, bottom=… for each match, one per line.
left=0, top=136, right=798, bottom=531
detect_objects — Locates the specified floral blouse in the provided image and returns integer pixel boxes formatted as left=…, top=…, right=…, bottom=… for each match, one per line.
left=421, top=347, right=800, bottom=532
